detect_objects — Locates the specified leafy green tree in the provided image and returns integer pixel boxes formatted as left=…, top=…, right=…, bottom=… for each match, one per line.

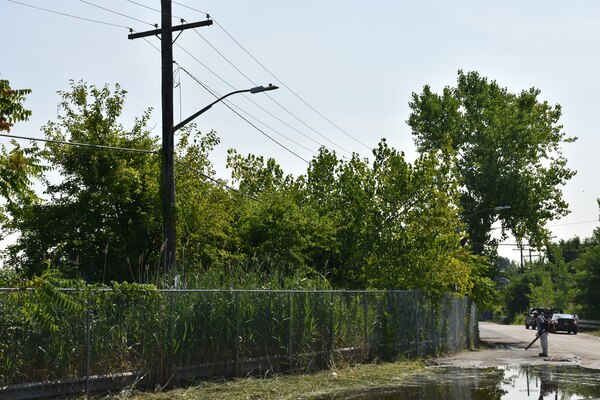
left=572, top=223, right=600, bottom=318
left=0, top=79, right=31, bottom=132
left=0, top=80, right=45, bottom=234
left=174, top=128, right=237, bottom=270
left=5, top=81, right=162, bottom=281
left=226, top=150, right=337, bottom=274
left=299, top=141, right=484, bottom=297
left=408, top=70, right=577, bottom=255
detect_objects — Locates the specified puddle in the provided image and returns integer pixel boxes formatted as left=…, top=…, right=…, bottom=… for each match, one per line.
left=316, top=365, right=600, bottom=399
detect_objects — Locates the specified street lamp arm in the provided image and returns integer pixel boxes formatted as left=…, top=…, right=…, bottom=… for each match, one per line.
left=173, top=84, right=278, bottom=132
left=466, top=205, right=511, bottom=218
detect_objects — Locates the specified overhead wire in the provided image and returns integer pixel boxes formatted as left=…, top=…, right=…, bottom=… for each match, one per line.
left=0, top=133, right=157, bottom=154
left=174, top=63, right=310, bottom=164
left=173, top=1, right=371, bottom=151
left=175, top=42, right=328, bottom=153
left=174, top=159, right=261, bottom=203
left=78, top=0, right=157, bottom=28
left=123, top=0, right=347, bottom=155
left=174, top=52, right=320, bottom=154
left=111, top=14, right=312, bottom=163
left=126, top=0, right=189, bottom=20
left=7, top=0, right=132, bottom=30
left=9, top=1, right=310, bottom=167
left=0, top=133, right=261, bottom=202
left=188, top=29, right=351, bottom=156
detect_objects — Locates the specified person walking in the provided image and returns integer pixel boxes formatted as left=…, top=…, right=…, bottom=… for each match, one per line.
left=533, top=310, right=548, bottom=357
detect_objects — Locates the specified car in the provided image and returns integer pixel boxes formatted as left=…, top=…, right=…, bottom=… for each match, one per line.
left=549, top=313, right=577, bottom=334
left=525, top=307, right=553, bottom=330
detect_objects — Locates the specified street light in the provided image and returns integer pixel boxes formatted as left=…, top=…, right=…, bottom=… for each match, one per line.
left=466, top=205, right=511, bottom=218
left=163, top=84, right=279, bottom=273
left=460, top=206, right=511, bottom=249
left=173, top=84, right=279, bottom=132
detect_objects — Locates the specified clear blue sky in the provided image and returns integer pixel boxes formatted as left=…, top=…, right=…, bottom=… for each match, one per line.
left=2, top=1, right=599, bottom=261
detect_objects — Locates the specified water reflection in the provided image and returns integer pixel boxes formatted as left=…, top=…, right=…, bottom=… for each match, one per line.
left=316, top=365, right=600, bottom=399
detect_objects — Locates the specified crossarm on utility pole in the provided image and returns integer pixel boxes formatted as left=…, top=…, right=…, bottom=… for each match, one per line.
left=128, top=19, right=213, bottom=40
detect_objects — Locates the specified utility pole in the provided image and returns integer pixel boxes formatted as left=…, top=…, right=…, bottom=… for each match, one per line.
left=161, top=0, right=175, bottom=273
left=129, top=1, right=212, bottom=273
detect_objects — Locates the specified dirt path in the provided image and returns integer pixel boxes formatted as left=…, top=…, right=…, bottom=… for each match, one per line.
left=436, top=321, right=600, bottom=370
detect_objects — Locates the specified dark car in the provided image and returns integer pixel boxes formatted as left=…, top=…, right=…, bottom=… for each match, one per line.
left=525, top=307, right=553, bottom=329
left=549, top=313, right=577, bottom=334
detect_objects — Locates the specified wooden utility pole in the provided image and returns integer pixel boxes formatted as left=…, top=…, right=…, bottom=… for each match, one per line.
left=161, top=0, right=175, bottom=272
left=129, top=1, right=212, bottom=273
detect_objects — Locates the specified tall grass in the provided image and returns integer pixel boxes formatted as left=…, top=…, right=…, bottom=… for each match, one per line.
left=0, top=266, right=477, bottom=391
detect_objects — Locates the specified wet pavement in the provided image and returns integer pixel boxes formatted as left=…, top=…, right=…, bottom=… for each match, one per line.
left=315, top=322, right=600, bottom=399
left=316, top=364, right=600, bottom=399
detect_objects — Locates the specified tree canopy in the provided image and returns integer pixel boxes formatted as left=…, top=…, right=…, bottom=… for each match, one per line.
left=0, top=80, right=45, bottom=238
left=5, top=74, right=581, bottom=308
left=407, top=70, right=577, bottom=255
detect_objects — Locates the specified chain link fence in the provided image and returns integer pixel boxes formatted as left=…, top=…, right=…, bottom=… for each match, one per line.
left=0, top=288, right=477, bottom=398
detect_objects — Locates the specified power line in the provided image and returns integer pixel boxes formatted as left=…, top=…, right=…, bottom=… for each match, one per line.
left=175, top=64, right=309, bottom=164
left=127, top=1, right=350, bottom=155
left=175, top=43, right=329, bottom=153
left=79, top=0, right=157, bottom=28
left=173, top=1, right=371, bottom=151
left=134, top=30, right=311, bottom=162
left=126, top=0, right=186, bottom=21
left=7, top=0, right=131, bottom=30
left=179, top=66, right=313, bottom=154
left=188, top=30, right=349, bottom=156
left=174, top=159, right=260, bottom=203
left=547, top=219, right=598, bottom=227
left=171, top=1, right=209, bottom=16
left=0, top=133, right=260, bottom=202
left=0, top=133, right=157, bottom=154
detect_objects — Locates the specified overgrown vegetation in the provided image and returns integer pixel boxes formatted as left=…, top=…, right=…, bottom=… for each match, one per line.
left=491, top=221, right=600, bottom=321
left=0, top=268, right=476, bottom=388
left=0, top=72, right=588, bottom=392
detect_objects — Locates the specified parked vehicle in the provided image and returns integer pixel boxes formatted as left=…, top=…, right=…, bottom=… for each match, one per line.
left=525, top=307, right=553, bottom=329
left=549, top=313, right=577, bottom=334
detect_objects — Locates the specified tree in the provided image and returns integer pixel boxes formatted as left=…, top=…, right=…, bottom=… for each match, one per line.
left=0, top=80, right=45, bottom=240
left=0, top=79, right=31, bottom=132
left=572, top=208, right=600, bottom=318
left=408, top=70, right=577, bottom=255
left=5, top=81, right=162, bottom=281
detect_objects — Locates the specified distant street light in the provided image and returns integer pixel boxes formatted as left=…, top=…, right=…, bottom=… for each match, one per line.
left=466, top=205, right=511, bottom=218
left=460, top=206, right=511, bottom=248
left=163, top=84, right=279, bottom=272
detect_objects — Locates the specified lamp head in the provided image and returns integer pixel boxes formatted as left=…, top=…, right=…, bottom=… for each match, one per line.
left=250, top=84, right=279, bottom=94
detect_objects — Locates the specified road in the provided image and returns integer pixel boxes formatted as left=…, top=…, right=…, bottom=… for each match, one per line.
left=437, top=322, right=600, bottom=370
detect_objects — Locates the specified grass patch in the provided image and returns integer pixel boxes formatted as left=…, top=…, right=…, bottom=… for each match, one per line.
left=92, top=359, right=426, bottom=400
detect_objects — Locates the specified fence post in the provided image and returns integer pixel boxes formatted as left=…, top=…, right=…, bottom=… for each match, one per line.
left=234, top=291, right=240, bottom=377
left=414, top=295, right=421, bottom=356
left=363, top=292, right=368, bottom=359
left=169, top=291, right=176, bottom=382
left=430, top=299, right=436, bottom=357
left=396, top=292, right=401, bottom=356
left=85, top=295, right=91, bottom=398
left=330, top=291, right=335, bottom=357
left=287, top=291, right=292, bottom=364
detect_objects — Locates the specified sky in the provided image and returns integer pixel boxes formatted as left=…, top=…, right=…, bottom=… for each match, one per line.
left=2, top=0, right=599, bottom=262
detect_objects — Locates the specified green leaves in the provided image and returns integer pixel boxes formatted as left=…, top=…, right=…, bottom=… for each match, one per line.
left=0, top=80, right=32, bottom=132
left=408, top=70, right=576, bottom=255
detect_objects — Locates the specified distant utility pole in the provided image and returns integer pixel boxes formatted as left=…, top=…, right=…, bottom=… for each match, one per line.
left=129, top=1, right=213, bottom=273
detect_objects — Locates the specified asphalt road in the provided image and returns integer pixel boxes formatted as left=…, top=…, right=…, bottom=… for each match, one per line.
left=436, top=321, right=600, bottom=370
